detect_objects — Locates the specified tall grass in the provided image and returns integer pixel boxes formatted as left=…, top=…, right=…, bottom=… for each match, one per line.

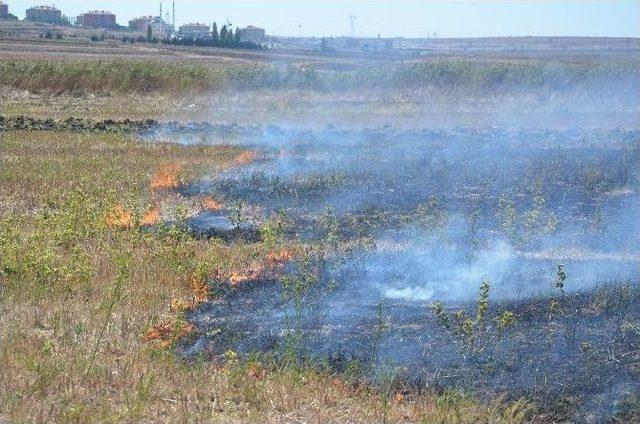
left=1, top=58, right=638, bottom=95
left=0, top=60, right=225, bottom=94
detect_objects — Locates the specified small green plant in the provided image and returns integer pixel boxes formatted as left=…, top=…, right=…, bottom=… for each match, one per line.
left=371, top=302, right=390, bottom=367
left=496, top=311, right=517, bottom=331
left=432, top=301, right=450, bottom=329
left=554, top=264, right=566, bottom=297
left=260, top=209, right=287, bottom=248
left=476, top=281, right=490, bottom=325
left=83, top=252, right=131, bottom=382
left=496, top=194, right=519, bottom=244
left=281, top=249, right=318, bottom=361
left=320, top=207, right=341, bottom=249
left=432, top=281, right=517, bottom=355
left=230, top=201, right=246, bottom=229
left=523, top=194, right=558, bottom=240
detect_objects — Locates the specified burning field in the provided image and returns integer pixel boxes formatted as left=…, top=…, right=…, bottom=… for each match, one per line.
left=2, top=115, right=639, bottom=423
left=1, top=45, right=640, bottom=422
left=138, top=123, right=640, bottom=420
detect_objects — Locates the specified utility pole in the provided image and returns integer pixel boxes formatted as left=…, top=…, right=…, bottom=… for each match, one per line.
left=349, top=15, right=356, bottom=37
left=172, top=1, right=175, bottom=29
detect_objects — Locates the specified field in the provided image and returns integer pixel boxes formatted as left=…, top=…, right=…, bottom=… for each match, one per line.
left=1, top=37, right=639, bottom=423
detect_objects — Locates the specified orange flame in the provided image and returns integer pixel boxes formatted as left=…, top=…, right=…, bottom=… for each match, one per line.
left=228, top=266, right=264, bottom=286
left=104, top=204, right=133, bottom=229
left=201, top=196, right=224, bottom=211
left=191, top=277, right=210, bottom=304
left=140, top=206, right=160, bottom=226
left=169, top=277, right=209, bottom=312
left=150, top=164, right=182, bottom=191
left=234, top=151, right=257, bottom=166
left=143, top=319, right=194, bottom=348
left=169, top=276, right=210, bottom=312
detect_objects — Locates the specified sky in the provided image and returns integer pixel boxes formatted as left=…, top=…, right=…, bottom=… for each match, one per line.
left=5, top=1, right=640, bottom=38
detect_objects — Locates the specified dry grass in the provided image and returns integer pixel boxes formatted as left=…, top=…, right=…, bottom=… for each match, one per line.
left=0, top=131, right=531, bottom=422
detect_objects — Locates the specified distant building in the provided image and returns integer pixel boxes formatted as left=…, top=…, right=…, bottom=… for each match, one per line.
left=25, top=5, right=62, bottom=24
left=238, top=25, right=265, bottom=42
left=0, top=2, right=9, bottom=19
left=325, top=36, right=393, bottom=52
left=150, top=19, right=173, bottom=40
left=129, top=16, right=173, bottom=40
left=76, top=10, right=116, bottom=29
left=178, top=23, right=209, bottom=39
left=129, top=16, right=154, bottom=32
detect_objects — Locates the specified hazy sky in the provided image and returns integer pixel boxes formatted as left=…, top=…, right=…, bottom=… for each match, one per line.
left=6, top=1, right=640, bottom=38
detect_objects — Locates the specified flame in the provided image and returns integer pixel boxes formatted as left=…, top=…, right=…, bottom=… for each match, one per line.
left=267, top=249, right=294, bottom=266
left=201, top=196, right=224, bottom=211
left=143, top=319, right=194, bottom=348
left=150, top=164, right=182, bottom=191
left=233, top=151, right=257, bottom=166
left=104, top=204, right=133, bottom=229
left=140, top=206, right=160, bottom=226
left=228, top=266, right=264, bottom=286
left=169, top=276, right=210, bottom=312
left=191, top=276, right=210, bottom=304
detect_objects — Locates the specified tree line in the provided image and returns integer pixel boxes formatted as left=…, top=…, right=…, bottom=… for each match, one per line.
left=163, top=22, right=261, bottom=49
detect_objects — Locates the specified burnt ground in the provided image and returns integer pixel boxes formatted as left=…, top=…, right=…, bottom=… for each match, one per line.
left=183, top=277, right=640, bottom=421
left=162, top=124, right=640, bottom=421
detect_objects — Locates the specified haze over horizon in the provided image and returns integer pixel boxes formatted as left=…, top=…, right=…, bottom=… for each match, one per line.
left=4, top=0, right=640, bottom=38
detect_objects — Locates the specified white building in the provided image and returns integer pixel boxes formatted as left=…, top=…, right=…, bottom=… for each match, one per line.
left=238, top=25, right=266, bottom=42
left=150, top=19, right=173, bottom=40
left=178, top=23, right=209, bottom=39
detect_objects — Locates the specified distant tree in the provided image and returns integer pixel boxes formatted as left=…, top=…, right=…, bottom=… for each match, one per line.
left=220, top=25, right=228, bottom=45
left=320, top=37, right=328, bottom=51
left=147, top=24, right=152, bottom=43
left=234, top=27, right=241, bottom=43
left=7, top=13, right=19, bottom=21
left=212, top=22, right=219, bottom=43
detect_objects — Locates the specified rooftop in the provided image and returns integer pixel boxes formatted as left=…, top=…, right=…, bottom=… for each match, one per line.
left=27, top=5, right=60, bottom=11
left=81, top=10, right=115, bottom=15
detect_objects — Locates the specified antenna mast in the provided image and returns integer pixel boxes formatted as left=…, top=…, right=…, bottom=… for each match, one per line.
left=349, top=15, right=356, bottom=37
